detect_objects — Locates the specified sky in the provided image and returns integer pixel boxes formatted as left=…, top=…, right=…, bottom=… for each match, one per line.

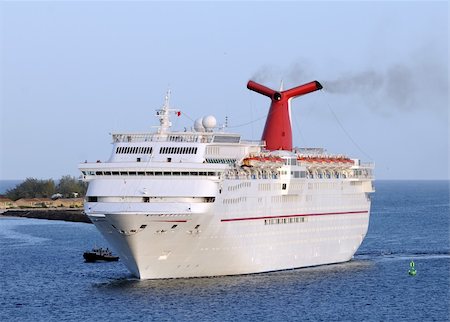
left=0, top=1, right=448, bottom=180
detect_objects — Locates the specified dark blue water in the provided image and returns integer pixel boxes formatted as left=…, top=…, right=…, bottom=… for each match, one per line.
left=1, top=181, right=449, bottom=321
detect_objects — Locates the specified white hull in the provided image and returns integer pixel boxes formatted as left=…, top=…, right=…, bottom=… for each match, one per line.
left=86, top=177, right=371, bottom=279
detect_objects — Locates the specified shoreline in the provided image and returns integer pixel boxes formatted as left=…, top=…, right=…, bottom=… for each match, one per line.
left=0, top=209, right=91, bottom=224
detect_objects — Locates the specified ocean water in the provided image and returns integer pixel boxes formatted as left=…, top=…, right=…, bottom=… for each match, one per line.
left=0, top=180, right=448, bottom=321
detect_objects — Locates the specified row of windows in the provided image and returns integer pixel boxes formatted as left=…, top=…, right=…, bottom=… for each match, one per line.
left=271, top=194, right=299, bottom=203
left=228, top=181, right=251, bottom=191
left=160, top=146, right=198, bottom=154
left=273, top=183, right=288, bottom=190
left=225, top=172, right=280, bottom=180
left=291, top=171, right=307, bottom=178
left=264, top=217, right=306, bottom=225
left=143, top=197, right=215, bottom=203
left=222, top=196, right=247, bottom=205
left=205, top=158, right=237, bottom=164
left=308, top=182, right=343, bottom=190
left=87, top=196, right=215, bottom=203
left=115, top=145, right=201, bottom=155
left=290, top=182, right=306, bottom=191
left=82, top=171, right=220, bottom=177
left=284, top=158, right=298, bottom=166
left=309, top=172, right=348, bottom=179
left=116, top=146, right=153, bottom=154
left=205, top=146, right=220, bottom=155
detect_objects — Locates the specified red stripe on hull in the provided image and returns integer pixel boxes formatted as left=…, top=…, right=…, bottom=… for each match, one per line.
left=221, top=210, right=368, bottom=222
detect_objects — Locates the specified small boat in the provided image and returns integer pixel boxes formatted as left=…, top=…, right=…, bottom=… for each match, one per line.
left=83, top=247, right=119, bottom=262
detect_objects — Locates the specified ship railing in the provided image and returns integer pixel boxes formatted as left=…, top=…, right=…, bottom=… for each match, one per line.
left=347, top=167, right=374, bottom=180
left=359, top=162, right=375, bottom=169
left=240, top=139, right=266, bottom=146
left=112, top=132, right=265, bottom=146
left=112, top=132, right=213, bottom=143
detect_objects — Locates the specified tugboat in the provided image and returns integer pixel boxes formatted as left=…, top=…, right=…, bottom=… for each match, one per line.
left=83, top=247, right=119, bottom=262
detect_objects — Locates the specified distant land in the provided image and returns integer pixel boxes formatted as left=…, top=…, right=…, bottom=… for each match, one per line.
left=0, top=180, right=23, bottom=194
left=0, top=209, right=90, bottom=223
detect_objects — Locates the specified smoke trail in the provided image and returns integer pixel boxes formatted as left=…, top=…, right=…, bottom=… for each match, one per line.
left=324, top=70, right=384, bottom=95
left=251, top=61, right=312, bottom=89
left=322, top=61, right=447, bottom=112
left=251, top=44, right=448, bottom=114
left=251, top=64, right=279, bottom=85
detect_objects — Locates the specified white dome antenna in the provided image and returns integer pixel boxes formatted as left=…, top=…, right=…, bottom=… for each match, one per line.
left=194, top=118, right=205, bottom=132
left=202, top=115, right=217, bottom=132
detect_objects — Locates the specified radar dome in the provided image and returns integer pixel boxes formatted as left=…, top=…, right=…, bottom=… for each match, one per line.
left=202, top=115, right=217, bottom=130
left=194, top=118, right=205, bottom=132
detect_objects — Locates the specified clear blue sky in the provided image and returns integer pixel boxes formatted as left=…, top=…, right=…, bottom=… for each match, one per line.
left=0, top=1, right=448, bottom=180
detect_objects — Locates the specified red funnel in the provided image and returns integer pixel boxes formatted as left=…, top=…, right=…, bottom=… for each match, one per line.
left=247, top=80, right=322, bottom=151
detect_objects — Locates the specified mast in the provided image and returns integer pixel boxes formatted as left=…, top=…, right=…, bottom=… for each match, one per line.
left=156, top=90, right=179, bottom=134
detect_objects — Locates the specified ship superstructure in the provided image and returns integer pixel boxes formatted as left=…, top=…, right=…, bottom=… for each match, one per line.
left=79, top=80, right=374, bottom=279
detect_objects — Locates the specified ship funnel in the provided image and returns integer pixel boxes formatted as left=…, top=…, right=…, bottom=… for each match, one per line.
left=247, top=80, right=322, bottom=151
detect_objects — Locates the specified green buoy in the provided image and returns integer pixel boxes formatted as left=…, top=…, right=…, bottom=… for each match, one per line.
left=408, top=260, right=417, bottom=276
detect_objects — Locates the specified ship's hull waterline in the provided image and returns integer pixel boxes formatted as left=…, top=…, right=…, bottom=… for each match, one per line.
left=88, top=204, right=370, bottom=279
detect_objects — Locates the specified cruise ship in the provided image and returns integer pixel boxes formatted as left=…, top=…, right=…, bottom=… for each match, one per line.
left=79, top=79, right=374, bottom=279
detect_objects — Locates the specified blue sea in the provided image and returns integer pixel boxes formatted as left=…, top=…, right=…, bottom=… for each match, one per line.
left=0, top=180, right=449, bottom=321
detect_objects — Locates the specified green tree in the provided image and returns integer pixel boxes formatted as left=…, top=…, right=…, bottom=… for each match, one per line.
left=56, top=175, right=87, bottom=198
left=5, top=178, right=56, bottom=200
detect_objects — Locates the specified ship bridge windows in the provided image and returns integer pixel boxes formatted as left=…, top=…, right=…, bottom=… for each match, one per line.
left=212, top=135, right=240, bottom=143
left=116, top=146, right=153, bottom=154
left=159, top=147, right=198, bottom=155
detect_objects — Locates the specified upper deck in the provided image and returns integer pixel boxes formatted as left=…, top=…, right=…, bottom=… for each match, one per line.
left=112, top=131, right=264, bottom=146
left=79, top=89, right=374, bottom=183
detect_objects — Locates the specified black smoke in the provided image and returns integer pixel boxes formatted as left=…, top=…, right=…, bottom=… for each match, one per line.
left=251, top=48, right=448, bottom=114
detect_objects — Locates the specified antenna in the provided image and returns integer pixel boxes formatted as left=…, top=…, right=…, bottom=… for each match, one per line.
left=155, top=90, right=181, bottom=134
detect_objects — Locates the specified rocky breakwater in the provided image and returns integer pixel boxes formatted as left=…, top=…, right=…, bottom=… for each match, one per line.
left=1, top=209, right=91, bottom=223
